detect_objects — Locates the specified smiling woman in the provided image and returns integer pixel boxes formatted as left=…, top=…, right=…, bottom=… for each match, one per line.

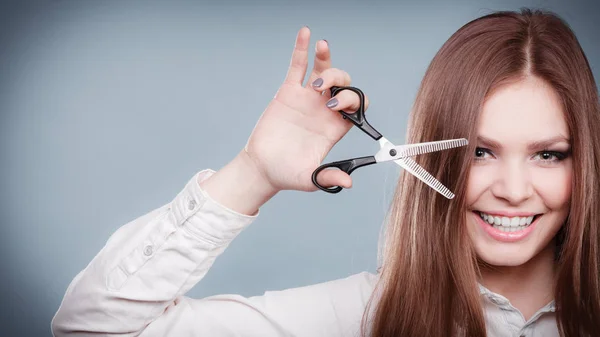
left=51, top=7, right=599, bottom=337
left=468, top=76, right=573, bottom=320
left=372, top=8, right=599, bottom=337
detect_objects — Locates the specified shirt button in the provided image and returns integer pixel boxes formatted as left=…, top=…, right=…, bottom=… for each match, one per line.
left=188, top=199, right=197, bottom=210
left=143, top=245, right=154, bottom=256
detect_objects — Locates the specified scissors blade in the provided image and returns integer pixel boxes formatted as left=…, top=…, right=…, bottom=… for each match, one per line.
left=394, top=138, right=468, bottom=159
left=394, top=157, right=456, bottom=199
left=376, top=137, right=457, bottom=199
left=375, top=138, right=468, bottom=162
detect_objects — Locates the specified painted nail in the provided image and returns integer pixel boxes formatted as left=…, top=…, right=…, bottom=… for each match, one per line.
left=312, top=78, right=323, bottom=88
left=326, top=98, right=338, bottom=108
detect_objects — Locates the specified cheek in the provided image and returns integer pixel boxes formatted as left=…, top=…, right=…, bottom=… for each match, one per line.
left=466, top=166, right=490, bottom=204
left=534, top=162, right=573, bottom=209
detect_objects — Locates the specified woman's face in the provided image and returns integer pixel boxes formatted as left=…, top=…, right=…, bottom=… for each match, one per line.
left=466, top=76, right=572, bottom=267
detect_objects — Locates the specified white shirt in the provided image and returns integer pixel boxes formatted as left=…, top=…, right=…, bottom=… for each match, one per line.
left=51, top=169, right=559, bottom=337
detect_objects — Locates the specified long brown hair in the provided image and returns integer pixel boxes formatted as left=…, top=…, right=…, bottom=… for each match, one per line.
left=360, top=8, right=600, bottom=337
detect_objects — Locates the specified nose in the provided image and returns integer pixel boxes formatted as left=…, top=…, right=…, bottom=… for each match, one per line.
left=490, top=160, right=534, bottom=205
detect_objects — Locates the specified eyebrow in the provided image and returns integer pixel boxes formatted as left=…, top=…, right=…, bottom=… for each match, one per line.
left=477, top=135, right=571, bottom=151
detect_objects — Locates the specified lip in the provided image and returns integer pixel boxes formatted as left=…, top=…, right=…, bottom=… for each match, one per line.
left=473, top=211, right=539, bottom=243
left=477, top=210, right=539, bottom=217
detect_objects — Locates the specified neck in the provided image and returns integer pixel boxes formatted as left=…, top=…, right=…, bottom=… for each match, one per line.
left=479, top=241, right=556, bottom=320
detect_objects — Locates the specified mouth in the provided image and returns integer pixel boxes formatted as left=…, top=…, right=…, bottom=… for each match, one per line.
left=474, top=211, right=542, bottom=233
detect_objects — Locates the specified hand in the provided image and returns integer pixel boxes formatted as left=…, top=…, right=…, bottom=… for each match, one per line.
left=242, top=26, right=370, bottom=192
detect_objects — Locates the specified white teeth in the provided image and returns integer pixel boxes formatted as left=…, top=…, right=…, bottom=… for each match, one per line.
left=493, top=225, right=520, bottom=232
left=478, top=212, right=537, bottom=229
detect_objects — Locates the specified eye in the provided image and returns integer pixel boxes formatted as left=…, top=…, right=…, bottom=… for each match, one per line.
left=474, top=147, right=492, bottom=161
left=533, top=150, right=568, bottom=162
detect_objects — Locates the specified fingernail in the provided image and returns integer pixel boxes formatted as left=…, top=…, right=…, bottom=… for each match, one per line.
left=326, top=98, right=338, bottom=108
left=323, top=39, right=328, bottom=45
left=312, top=78, right=323, bottom=88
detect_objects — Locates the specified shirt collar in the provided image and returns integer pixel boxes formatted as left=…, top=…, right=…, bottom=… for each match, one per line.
left=477, top=283, right=556, bottom=313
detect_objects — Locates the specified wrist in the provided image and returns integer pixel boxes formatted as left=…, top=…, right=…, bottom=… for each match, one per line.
left=199, top=150, right=278, bottom=216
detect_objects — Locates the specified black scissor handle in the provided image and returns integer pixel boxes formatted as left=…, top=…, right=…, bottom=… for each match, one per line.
left=311, top=156, right=377, bottom=193
left=330, top=86, right=382, bottom=141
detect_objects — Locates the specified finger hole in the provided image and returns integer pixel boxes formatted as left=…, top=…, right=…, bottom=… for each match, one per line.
left=327, top=90, right=361, bottom=114
left=317, top=168, right=352, bottom=189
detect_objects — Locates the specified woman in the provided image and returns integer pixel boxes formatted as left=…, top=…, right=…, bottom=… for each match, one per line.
left=51, top=8, right=599, bottom=337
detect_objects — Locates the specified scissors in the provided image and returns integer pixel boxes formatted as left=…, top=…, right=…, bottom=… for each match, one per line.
left=311, top=86, right=468, bottom=199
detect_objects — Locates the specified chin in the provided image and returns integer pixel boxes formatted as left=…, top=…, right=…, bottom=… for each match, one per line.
left=474, top=246, right=538, bottom=267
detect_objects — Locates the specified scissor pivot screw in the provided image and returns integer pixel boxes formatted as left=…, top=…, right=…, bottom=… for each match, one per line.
left=389, top=149, right=397, bottom=157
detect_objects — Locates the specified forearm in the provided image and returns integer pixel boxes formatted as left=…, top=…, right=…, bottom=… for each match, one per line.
left=51, top=170, right=257, bottom=336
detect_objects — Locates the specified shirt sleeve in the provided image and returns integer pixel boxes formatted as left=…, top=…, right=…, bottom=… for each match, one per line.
left=51, top=169, right=379, bottom=337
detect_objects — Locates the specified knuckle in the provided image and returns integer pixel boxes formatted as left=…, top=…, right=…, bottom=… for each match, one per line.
left=318, top=67, right=332, bottom=76
left=337, top=91, right=360, bottom=109
left=335, top=69, right=351, bottom=85
left=344, top=71, right=352, bottom=85
left=322, top=68, right=348, bottom=85
left=322, top=68, right=338, bottom=81
left=318, top=68, right=353, bottom=88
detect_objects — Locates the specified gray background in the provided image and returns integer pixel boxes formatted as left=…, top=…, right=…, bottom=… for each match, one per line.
left=1, top=0, right=598, bottom=336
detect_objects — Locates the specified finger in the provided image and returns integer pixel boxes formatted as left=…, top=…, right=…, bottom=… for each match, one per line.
left=324, top=90, right=371, bottom=114
left=310, top=67, right=351, bottom=91
left=315, top=168, right=353, bottom=189
left=305, top=40, right=331, bottom=88
left=284, top=26, right=311, bottom=85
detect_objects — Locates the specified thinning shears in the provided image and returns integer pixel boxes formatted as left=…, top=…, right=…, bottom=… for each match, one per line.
left=311, top=86, right=468, bottom=199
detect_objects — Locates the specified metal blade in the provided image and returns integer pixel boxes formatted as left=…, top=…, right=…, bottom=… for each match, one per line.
left=394, top=157, right=455, bottom=199
left=394, top=138, right=468, bottom=159
left=376, top=136, right=457, bottom=199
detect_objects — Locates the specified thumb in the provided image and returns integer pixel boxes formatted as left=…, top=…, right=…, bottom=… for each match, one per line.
left=314, top=168, right=353, bottom=190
